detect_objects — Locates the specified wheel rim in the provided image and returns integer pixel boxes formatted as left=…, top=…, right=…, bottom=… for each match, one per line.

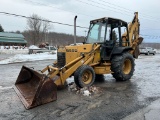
left=123, top=59, right=132, bottom=74
left=82, top=70, right=92, bottom=84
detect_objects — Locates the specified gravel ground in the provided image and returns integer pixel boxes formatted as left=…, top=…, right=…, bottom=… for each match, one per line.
left=0, top=54, right=160, bottom=120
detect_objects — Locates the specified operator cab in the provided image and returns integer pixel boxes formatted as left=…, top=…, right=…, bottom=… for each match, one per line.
left=86, top=17, right=130, bottom=60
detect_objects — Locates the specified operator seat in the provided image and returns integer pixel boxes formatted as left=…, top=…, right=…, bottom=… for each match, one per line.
left=122, top=36, right=127, bottom=46
left=100, top=39, right=115, bottom=60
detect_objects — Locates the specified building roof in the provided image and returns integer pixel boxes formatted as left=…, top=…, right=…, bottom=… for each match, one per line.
left=0, top=32, right=24, bottom=38
left=0, top=32, right=27, bottom=44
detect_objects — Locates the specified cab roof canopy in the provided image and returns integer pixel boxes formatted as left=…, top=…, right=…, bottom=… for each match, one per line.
left=90, top=17, right=128, bottom=27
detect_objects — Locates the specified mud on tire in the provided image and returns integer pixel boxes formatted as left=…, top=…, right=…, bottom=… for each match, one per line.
left=111, top=52, right=135, bottom=81
left=74, top=65, right=95, bottom=88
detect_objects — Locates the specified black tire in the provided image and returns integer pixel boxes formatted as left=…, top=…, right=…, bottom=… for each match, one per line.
left=111, top=52, right=135, bottom=81
left=95, top=74, right=105, bottom=82
left=74, top=65, right=95, bottom=88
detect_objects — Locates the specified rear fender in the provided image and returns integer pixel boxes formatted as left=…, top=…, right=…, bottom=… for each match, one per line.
left=112, top=47, right=133, bottom=55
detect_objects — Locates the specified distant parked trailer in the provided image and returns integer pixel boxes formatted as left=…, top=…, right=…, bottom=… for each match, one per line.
left=29, top=46, right=56, bottom=54
left=140, top=47, right=156, bottom=55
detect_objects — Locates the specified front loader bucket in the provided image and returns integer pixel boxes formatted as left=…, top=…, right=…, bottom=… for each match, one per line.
left=14, top=66, right=57, bottom=109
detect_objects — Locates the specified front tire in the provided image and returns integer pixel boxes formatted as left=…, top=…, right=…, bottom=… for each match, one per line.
left=111, top=52, right=135, bottom=81
left=74, top=65, right=95, bottom=88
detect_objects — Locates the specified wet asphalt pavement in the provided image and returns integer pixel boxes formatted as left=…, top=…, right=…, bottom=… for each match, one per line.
left=0, top=54, right=160, bottom=120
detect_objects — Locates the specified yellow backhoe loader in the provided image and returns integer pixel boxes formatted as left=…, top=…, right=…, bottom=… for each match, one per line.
left=14, top=12, right=143, bottom=109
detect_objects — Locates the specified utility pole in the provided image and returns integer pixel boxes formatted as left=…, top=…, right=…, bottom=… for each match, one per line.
left=84, top=30, right=87, bottom=37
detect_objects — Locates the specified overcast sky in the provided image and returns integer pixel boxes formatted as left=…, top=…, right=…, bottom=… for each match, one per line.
left=0, top=0, right=160, bottom=42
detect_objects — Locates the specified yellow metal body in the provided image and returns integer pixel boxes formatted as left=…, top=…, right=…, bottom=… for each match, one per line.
left=41, top=12, right=142, bottom=86
left=41, top=44, right=111, bottom=86
left=14, top=12, right=143, bottom=110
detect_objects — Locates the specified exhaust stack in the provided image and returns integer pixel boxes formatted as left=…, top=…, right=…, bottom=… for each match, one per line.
left=74, top=16, right=77, bottom=45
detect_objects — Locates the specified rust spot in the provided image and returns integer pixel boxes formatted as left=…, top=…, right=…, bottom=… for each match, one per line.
left=14, top=66, right=57, bottom=109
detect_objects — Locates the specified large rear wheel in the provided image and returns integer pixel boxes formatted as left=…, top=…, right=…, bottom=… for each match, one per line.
left=111, top=52, right=135, bottom=81
left=74, top=65, right=95, bottom=88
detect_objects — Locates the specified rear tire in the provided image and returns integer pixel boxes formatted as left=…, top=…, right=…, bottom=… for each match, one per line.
left=74, top=65, right=95, bottom=88
left=111, top=52, right=135, bottom=81
left=145, top=52, right=149, bottom=55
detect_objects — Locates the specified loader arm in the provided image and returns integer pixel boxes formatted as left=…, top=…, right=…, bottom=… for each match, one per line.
left=41, top=44, right=101, bottom=86
left=14, top=44, right=100, bottom=109
left=122, top=12, right=143, bottom=58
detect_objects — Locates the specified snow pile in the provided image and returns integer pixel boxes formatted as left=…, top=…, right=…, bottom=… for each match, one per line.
left=0, top=49, right=28, bottom=54
left=156, top=49, right=160, bottom=54
left=0, top=46, right=26, bottom=49
left=29, top=45, right=40, bottom=49
left=0, top=53, right=57, bottom=64
left=0, top=45, right=41, bottom=54
left=68, top=82, right=102, bottom=96
left=83, top=90, right=91, bottom=96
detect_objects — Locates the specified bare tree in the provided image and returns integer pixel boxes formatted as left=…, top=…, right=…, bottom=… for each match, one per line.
left=41, top=20, right=51, bottom=42
left=0, top=24, right=4, bottom=32
left=27, top=14, right=51, bottom=45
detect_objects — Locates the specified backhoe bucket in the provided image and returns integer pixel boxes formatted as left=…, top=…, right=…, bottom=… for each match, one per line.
left=14, top=66, right=57, bottom=109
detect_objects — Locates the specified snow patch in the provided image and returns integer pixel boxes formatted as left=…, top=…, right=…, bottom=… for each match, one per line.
left=156, top=49, right=160, bottom=54
left=83, top=90, right=91, bottom=96
left=0, top=86, right=13, bottom=90
left=0, top=53, right=57, bottom=64
left=0, top=49, right=28, bottom=54
left=29, top=45, right=40, bottom=49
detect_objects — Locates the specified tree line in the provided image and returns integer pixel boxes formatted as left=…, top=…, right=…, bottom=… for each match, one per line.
left=23, top=31, right=85, bottom=46
left=0, top=24, right=4, bottom=32
left=140, top=43, right=160, bottom=49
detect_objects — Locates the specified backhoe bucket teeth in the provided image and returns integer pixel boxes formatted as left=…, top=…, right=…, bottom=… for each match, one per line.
left=14, top=66, right=57, bottom=109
